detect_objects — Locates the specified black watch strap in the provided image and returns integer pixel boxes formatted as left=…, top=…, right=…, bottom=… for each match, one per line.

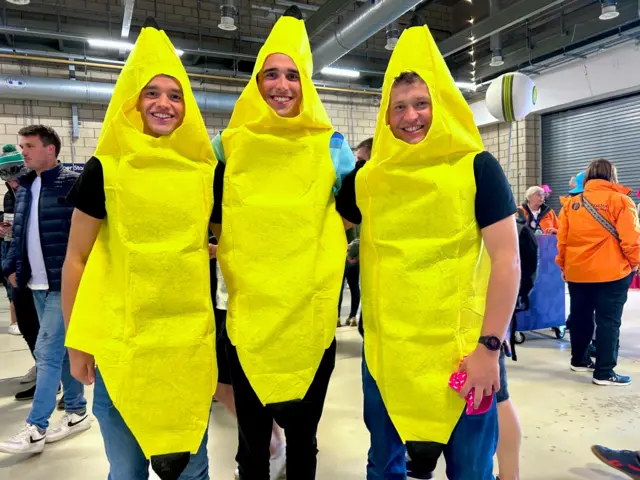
left=478, top=335, right=502, bottom=351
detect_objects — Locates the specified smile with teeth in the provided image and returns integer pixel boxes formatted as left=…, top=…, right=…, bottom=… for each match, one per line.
left=403, top=125, right=424, bottom=133
left=272, top=96, right=293, bottom=104
left=151, top=112, right=173, bottom=119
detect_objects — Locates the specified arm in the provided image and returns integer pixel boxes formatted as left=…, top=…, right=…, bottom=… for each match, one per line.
left=62, top=209, right=102, bottom=385
left=62, top=209, right=102, bottom=330
left=544, top=209, right=559, bottom=234
left=2, top=239, right=17, bottom=287
left=556, top=202, right=570, bottom=273
left=616, top=196, right=640, bottom=268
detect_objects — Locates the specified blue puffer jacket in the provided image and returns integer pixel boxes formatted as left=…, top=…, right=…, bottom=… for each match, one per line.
left=2, top=164, right=78, bottom=291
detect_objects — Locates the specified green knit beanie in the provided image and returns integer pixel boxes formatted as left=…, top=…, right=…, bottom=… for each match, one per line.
left=0, top=144, right=26, bottom=181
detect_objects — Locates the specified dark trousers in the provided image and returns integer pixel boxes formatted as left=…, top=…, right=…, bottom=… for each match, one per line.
left=568, top=273, right=633, bottom=380
left=12, top=286, right=40, bottom=357
left=338, top=261, right=360, bottom=318
left=226, top=338, right=336, bottom=480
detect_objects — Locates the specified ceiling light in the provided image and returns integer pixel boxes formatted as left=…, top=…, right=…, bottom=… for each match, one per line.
left=599, top=1, right=620, bottom=20
left=468, top=18, right=474, bottom=25
left=6, top=0, right=29, bottom=4
left=471, top=70, right=476, bottom=76
left=471, top=61, right=476, bottom=66
left=219, top=2, right=238, bottom=31
left=88, top=39, right=135, bottom=51
left=88, top=38, right=184, bottom=56
left=490, top=55, right=504, bottom=67
left=455, top=81, right=477, bottom=91
left=469, top=49, right=475, bottom=56
left=385, top=23, right=400, bottom=51
left=469, top=35, right=475, bottom=42
left=321, top=67, right=360, bottom=78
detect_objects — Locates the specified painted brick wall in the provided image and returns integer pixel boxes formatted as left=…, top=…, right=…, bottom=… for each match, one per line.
left=479, top=116, right=542, bottom=204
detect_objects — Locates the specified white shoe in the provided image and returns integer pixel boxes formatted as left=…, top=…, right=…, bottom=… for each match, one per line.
left=270, top=443, right=286, bottom=480
left=7, top=323, right=21, bottom=336
left=234, top=467, right=239, bottom=479
left=20, top=366, right=37, bottom=384
left=46, top=412, right=91, bottom=443
left=0, top=424, right=46, bottom=454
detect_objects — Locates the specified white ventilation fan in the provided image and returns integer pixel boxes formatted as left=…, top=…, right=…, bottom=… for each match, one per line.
left=219, top=3, right=238, bottom=31
left=599, top=0, right=620, bottom=20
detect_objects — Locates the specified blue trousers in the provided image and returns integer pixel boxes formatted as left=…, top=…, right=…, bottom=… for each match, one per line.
left=362, top=357, right=498, bottom=480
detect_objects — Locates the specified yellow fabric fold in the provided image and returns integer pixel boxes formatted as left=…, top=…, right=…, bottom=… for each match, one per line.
left=356, top=24, right=491, bottom=443
left=65, top=26, right=217, bottom=457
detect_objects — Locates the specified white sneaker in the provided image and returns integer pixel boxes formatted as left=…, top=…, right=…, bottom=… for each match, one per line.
left=270, top=443, right=286, bottom=480
left=234, top=467, right=239, bottom=479
left=0, top=424, right=46, bottom=454
left=7, top=323, right=21, bottom=336
left=46, top=412, right=91, bottom=443
left=20, top=366, right=37, bottom=384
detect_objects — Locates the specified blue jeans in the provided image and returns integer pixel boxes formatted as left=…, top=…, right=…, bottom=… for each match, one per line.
left=27, top=290, right=86, bottom=429
left=93, top=369, right=210, bottom=480
left=362, top=358, right=498, bottom=480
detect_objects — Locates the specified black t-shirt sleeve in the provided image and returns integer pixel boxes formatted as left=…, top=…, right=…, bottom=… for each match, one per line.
left=335, top=167, right=362, bottom=224
left=474, top=152, right=516, bottom=229
left=210, top=161, right=225, bottom=224
left=66, top=157, right=107, bottom=220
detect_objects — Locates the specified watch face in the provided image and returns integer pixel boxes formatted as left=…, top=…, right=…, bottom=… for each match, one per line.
left=482, top=336, right=501, bottom=351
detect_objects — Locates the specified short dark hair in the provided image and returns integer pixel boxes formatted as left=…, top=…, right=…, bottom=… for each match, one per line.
left=584, top=158, right=618, bottom=184
left=18, top=125, right=61, bottom=158
left=393, top=71, right=426, bottom=88
left=356, top=137, right=373, bottom=153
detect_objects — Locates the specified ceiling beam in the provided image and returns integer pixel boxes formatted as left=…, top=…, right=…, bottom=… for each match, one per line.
left=305, top=0, right=354, bottom=39
left=473, top=2, right=640, bottom=81
left=437, top=0, right=566, bottom=58
left=121, top=0, right=134, bottom=39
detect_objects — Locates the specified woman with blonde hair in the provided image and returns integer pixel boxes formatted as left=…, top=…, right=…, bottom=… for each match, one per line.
left=556, top=158, right=640, bottom=386
left=517, top=186, right=559, bottom=234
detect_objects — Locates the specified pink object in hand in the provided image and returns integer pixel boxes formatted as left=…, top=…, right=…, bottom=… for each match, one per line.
left=449, top=370, right=494, bottom=415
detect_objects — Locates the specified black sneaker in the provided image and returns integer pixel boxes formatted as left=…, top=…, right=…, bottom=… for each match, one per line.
left=56, top=396, right=65, bottom=411
left=570, top=361, right=595, bottom=372
left=591, top=445, right=640, bottom=479
left=593, top=374, right=632, bottom=386
left=14, top=383, right=62, bottom=401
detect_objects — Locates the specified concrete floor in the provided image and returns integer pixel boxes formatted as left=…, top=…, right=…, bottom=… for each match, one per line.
left=0, top=290, right=639, bottom=480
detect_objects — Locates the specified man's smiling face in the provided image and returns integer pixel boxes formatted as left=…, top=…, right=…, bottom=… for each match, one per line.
left=138, top=75, right=185, bottom=137
left=388, top=76, right=433, bottom=145
left=259, top=53, right=302, bottom=118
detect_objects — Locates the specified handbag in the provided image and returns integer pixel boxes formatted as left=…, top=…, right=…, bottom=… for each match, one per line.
left=580, top=193, right=621, bottom=242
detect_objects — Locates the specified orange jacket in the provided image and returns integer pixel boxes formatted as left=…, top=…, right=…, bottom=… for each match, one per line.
left=556, top=179, right=640, bottom=283
left=517, top=204, right=559, bottom=233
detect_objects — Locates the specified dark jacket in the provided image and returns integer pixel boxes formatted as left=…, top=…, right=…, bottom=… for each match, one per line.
left=2, top=164, right=78, bottom=291
left=3, top=183, right=16, bottom=216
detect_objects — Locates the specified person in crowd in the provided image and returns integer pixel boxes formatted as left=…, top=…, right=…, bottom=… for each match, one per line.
left=355, top=137, right=373, bottom=167
left=62, top=21, right=215, bottom=479
left=336, top=17, right=520, bottom=479
left=591, top=445, right=640, bottom=478
left=0, top=125, right=87, bottom=454
left=0, top=145, right=24, bottom=336
left=211, top=6, right=355, bottom=479
left=517, top=186, right=559, bottom=234
left=556, top=158, right=640, bottom=386
left=0, top=144, right=43, bottom=401
left=209, top=240, right=286, bottom=480
left=560, top=171, right=586, bottom=207
left=541, top=184, right=552, bottom=201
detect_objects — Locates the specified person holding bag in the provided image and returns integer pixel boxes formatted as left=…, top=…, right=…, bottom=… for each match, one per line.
left=556, top=158, right=640, bottom=386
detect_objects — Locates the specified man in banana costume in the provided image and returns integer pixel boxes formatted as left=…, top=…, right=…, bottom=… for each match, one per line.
left=339, top=18, right=521, bottom=479
left=211, top=6, right=355, bottom=479
left=63, top=20, right=216, bottom=480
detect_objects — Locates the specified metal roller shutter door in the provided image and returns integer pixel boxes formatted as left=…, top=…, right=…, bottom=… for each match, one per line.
left=541, top=94, right=640, bottom=212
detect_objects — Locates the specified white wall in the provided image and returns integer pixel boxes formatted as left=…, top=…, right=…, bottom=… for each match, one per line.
left=471, top=41, right=640, bottom=127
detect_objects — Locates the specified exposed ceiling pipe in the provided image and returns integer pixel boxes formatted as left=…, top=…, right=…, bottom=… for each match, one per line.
left=312, top=0, right=425, bottom=75
left=489, top=0, right=504, bottom=67
left=0, top=74, right=240, bottom=113
left=305, top=0, right=354, bottom=39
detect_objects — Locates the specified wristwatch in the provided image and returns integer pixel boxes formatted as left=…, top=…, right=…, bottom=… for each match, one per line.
left=478, top=335, right=502, bottom=352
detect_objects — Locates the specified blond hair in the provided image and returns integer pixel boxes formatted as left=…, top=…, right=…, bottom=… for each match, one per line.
left=525, top=186, right=544, bottom=202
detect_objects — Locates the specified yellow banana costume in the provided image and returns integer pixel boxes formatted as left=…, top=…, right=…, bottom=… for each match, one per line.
left=217, top=14, right=346, bottom=404
left=357, top=24, right=491, bottom=443
left=65, top=26, right=217, bottom=457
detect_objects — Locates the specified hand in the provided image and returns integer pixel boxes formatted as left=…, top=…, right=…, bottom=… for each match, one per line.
left=347, top=257, right=358, bottom=265
left=458, top=346, right=500, bottom=410
left=0, top=222, right=10, bottom=236
left=68, top=347, right=96, bottom=385
left=561, top=271, right=566, bottom=282
left=544, top=228, right=558, bottom=235
left=208, top=243, right=217, bottom=259
left=8, top=273, right=17, bottom=288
